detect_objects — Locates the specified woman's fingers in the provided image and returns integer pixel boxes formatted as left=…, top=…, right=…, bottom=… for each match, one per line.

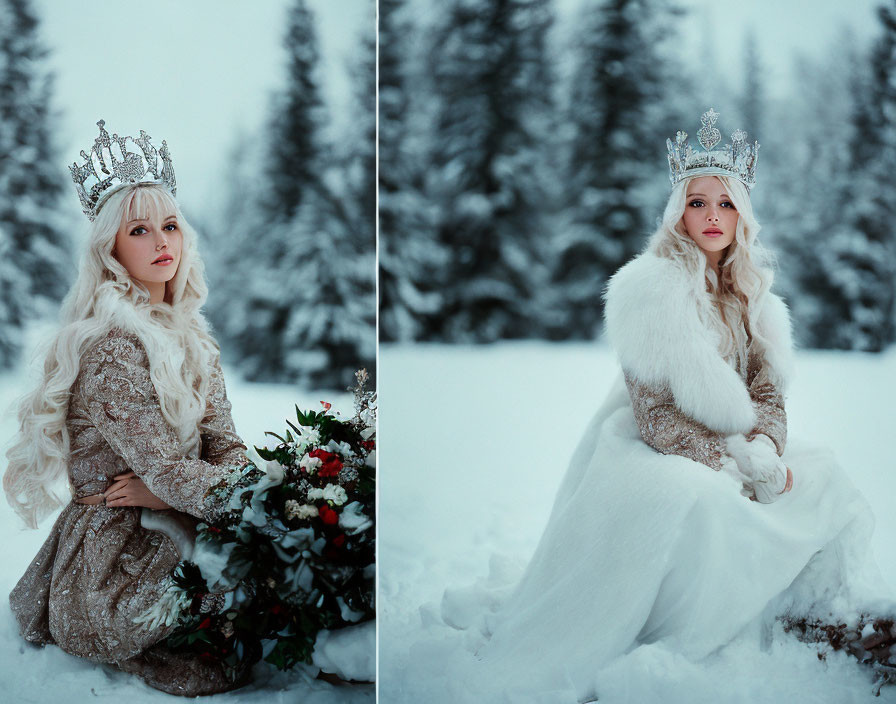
left=775, top=467, right=793, bottom=495
left=103, top=476, right=133, bottom=498
left=104, top=472, right=139, bottom=500
left=104, top=478, right=129, bottom=495
left=102, top=472, right=169, bottom=510
left=104, top=486, right=128, bottom=502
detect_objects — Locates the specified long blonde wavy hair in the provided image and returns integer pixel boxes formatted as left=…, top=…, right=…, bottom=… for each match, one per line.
left=646, top=174, right=776, bottom=374
left=4, top=183, right=219, bottom=529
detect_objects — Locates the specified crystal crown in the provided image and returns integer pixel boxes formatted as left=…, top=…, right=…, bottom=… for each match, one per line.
left=666, top=108, right=759, bottom=189
left=69, top=119, right=176, bottom=221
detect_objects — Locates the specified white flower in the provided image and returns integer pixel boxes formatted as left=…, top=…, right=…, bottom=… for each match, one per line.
left=298, top=504, right=319, bottom=518
left=323, top=484, right=348, bottom=506
left=325, top=439, right=354, bottom=458
left=299, top=453, right=323, bottom=474
left=307, top=483, right=348, bottom=506
left=298, top=426, right=321, bottom=448
left=284, top=499, right=319, bottom=520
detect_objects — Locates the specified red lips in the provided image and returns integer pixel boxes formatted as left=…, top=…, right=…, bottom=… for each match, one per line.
left=702, top=228, right=722, bottom=235
left=152, top=254, right=174, bottom=264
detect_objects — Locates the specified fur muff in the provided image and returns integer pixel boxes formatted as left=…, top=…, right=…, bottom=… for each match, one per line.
left=602, top=251, right=794, bottom=436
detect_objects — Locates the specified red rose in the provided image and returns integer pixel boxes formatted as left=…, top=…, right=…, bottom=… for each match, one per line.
left=270, top=604, right=283, bottom=615
left=360, top=440, right=375, bottom=451
left=319, top=504, right=339, bottom=525
left=320, top=401, right=332, bottom=411
left=332, top=534, right=346, bottom=548
left=197, top=617, right=212, bottom=630
left=308, top=449, right=343, bottom=478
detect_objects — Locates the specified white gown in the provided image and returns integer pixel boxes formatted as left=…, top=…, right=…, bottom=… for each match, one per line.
left=434, top=252, right=890, bottom=702
left=472, top=373, right=883, bottom=698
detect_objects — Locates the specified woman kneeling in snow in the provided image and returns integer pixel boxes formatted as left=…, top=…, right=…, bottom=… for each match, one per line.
left=474, top=109, right=893, bottom=699
left=4, top=121, right=253, bottom=696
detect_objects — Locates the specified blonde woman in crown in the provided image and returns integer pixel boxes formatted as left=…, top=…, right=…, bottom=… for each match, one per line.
left=3, top=121, right=254, bottom=695
left=433, top=110, right=895, bottom=701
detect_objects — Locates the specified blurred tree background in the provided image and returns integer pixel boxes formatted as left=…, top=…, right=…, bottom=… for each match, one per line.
left=206, top=0, right=376, bottom=388
left=379, top=0, right=896, bottom=353
left=0, top=0, right=375, bottom=390
left=0, top=0, right=70, bottom=367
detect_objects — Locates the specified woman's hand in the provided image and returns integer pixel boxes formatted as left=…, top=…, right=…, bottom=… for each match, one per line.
left=749, top=466, right=793, bottom=502
left=104, top=471, right=172, bottom=510
left=726, top=433, right=779, bottom=482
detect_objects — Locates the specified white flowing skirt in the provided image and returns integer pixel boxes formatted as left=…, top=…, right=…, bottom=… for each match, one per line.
left=463, top=375, right=887, bottom=699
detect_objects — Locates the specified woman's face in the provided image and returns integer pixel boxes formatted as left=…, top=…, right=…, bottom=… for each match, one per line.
left=681, top=176, right=738, bottom=257
left=113, top=201, right=182, bottom=301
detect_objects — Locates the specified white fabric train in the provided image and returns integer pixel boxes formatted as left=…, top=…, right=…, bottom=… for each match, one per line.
left=437, top=252, right=888, bottom=701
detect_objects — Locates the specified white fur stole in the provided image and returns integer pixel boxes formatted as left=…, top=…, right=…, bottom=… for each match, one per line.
left=602, top=252, right=794, bottom=436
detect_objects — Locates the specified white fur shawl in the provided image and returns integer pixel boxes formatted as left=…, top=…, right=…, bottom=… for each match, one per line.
left=602, top=252, right=794, bottom=436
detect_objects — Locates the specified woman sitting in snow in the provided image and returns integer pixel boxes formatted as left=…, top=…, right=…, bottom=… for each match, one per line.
left=4, top=120, right=255, bottom=696
left=471, top=109, right=894, bottom=699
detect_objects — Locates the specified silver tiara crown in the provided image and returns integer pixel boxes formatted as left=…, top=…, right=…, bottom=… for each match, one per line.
left=69, top=119, right=176, bottom=221
left=667, top=108, right=759, bottom=189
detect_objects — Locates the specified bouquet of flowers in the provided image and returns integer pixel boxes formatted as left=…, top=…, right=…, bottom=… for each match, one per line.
left=141, top=370, right=375, bottom=679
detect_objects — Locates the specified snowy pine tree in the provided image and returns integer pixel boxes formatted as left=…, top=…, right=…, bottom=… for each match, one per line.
left=260, top=0, right=323, bottom=221
left=771, top=15, right=896, bottom=352
left=753, top=49, right=851, bottom=349
left=378, top=0, right=412, bottom=342
left=819, top=5, right=896, bottom=351
left=352, top=23, right=375, bottom=232
left=0, top=0, right=69, bottom=367
left=378, top=0, right=445, bottom=342
left=556, top=0, right=674, bottom=337
left=421, top=0, right=556, bottom=342
left=210, top=0, right=374, bottom=388
left=261, top=187, right=375, bottom=389
left=739, top=30, right=764, bottom=144
left=0, top=224, right=27, bottom=365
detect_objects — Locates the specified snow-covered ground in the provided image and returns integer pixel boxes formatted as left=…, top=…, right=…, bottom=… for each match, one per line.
left=379, top=341, right=896, bottom=703
left=0, top=345, right=372, bottom=703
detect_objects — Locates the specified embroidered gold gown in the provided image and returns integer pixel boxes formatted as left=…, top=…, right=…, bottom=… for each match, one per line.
left=9, top=330, right=249, bottom=696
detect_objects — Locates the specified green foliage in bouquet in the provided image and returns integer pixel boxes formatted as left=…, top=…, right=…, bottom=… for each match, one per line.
left=154, top=370, right=376, bottom=679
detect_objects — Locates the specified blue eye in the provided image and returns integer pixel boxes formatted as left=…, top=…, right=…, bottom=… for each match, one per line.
left=129, top=226, right=146, bottom=236
left=164, top=223, right=178, bottom=231
left=688, top=200, right=704, bottom=207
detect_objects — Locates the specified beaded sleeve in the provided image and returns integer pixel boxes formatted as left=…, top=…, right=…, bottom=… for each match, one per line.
left=745, top=349, right=787, bottom=456
left=623, top=371, right=728, bottom=471
left=76, top=332, right=241, bottom=525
